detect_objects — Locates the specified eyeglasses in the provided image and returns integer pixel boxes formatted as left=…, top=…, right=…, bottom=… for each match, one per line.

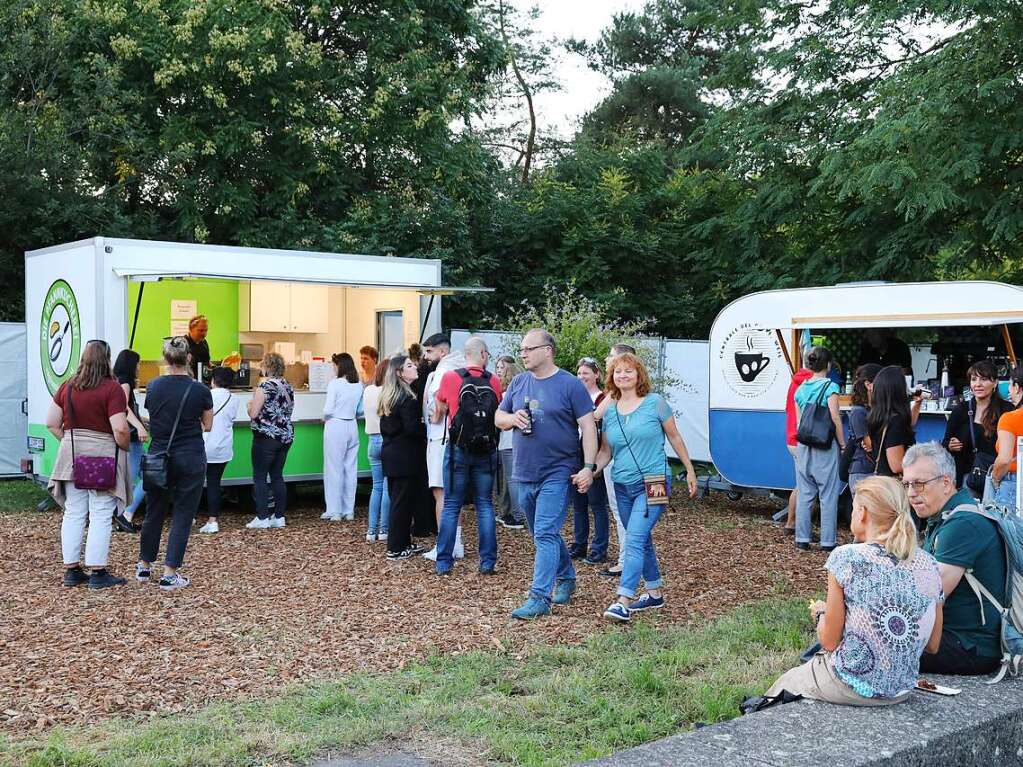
left=901, top=476, right=944, bottom=493
left=579, top=357, right=598, bottom=365
left=519, top=344, right=551, bottom=355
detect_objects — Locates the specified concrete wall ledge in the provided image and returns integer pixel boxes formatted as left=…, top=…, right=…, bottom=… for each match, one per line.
left=581, top=674, right=1023, bottom=767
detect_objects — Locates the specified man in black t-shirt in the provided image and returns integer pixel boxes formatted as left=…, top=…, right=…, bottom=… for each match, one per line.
left=185, top=315, right=211, bottom=379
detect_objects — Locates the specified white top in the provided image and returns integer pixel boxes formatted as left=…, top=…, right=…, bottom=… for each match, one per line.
left=499, top=425, right=513, bottom=451
left=324, top=378, right=363, bottom=421
left=363, top=385, right=383, bottom=434
left=424, top=351, right=466, bottom=441
left=203, top=388, right=239, bottom=464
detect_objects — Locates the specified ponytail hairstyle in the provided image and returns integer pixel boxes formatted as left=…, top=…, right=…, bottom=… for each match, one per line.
left=805, top=345, right=832, bottom=374
left=850, top=363, right=882, bottom=408
left=852, top=476, right=918, bottom=560
left=378, top=354, right=414, bottom=417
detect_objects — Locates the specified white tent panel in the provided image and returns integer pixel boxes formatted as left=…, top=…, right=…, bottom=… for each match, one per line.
left=0, top=323, right=27, bottom=477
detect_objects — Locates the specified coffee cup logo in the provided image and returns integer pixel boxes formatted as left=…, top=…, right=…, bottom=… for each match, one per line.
left=735, top=337, right=771, bottom=382
left=719, top=326, right=781, bottom=400
left=40, top=279, right=81, bottom=395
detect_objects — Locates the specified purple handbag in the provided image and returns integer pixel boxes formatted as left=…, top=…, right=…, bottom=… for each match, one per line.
left=67, top=387, right=118, bottom=491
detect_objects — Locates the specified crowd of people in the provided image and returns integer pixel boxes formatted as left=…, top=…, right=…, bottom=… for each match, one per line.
left=44, top=328, right=1020, bottom=701
left=773, top=343, right=1022, bottom=705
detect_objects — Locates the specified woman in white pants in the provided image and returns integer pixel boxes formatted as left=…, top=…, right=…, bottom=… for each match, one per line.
left=45, top=340, right=132, bottom=589
left=322, top=353, right=364, bottom=521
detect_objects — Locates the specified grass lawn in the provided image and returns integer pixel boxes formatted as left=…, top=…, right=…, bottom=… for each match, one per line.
left=1, top=598, right=812, bottom=767
left=0, top=479, right=48, bottom=516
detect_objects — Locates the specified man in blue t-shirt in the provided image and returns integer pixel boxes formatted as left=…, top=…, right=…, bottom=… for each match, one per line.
left=496, top=328, right=598, bottom=619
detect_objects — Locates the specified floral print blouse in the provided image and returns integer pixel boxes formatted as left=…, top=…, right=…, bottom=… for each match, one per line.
left=251, top=378, right=295, bottom=444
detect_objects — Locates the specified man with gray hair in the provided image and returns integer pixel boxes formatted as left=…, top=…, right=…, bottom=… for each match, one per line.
left=904, top=441, right=1007, bottom=675
left=433, top=337, right=502, bottom=574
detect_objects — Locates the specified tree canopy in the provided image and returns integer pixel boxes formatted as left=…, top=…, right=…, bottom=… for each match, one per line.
left=1, top=0, right=1020, bottom=337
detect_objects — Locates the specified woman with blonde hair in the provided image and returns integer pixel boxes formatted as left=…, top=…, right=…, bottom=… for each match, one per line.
left=764, top=476, right=944, bottom=705
left=379, top=354, right=428, bottom=560
left=494, top=355, right=526, bottom=529
left=246, top=352, right=295, bottom=530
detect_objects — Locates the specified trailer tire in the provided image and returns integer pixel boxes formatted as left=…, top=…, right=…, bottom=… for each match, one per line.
left=726, top=489, right=743, bottom=501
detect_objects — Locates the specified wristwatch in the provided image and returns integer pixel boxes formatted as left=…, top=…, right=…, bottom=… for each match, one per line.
left=584, top=463, right=597, bottom=471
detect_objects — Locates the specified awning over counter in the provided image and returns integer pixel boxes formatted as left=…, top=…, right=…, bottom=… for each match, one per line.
left=112, top=268, right=493, bottom=294
left=790, top=310, right=1023, bottom=329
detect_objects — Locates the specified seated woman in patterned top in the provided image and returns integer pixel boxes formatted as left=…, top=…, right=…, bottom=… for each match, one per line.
left=764, top=476, right=944, bottom=706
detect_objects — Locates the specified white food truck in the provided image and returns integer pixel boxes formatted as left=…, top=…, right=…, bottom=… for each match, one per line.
left=24, top=237, right=489, bottom=484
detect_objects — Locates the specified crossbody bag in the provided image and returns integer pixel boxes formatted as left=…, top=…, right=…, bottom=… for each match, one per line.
left=66, top=386, right=118, bottom=491
left=614, top=403, right=669, bottom=511
left=141, top=384, right=192, bottom=491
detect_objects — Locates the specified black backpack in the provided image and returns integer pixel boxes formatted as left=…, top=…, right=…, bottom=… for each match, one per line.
left=448, top=368, right=499, bottom=455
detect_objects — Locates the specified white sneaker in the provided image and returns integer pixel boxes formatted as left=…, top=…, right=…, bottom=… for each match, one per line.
left=422, top=546, right=438, bottom=561
left=377, top=532, right=388, bottom=542
left=320, top=511, right=334, bottom=520
left=454, top=527, right=464, bottom=559
left=199, top=520, right=219, bottom=534
left=246, top=517, right=273, bottom=529
left=325, top=514, right=344, bottom=522
left=269, top=516, right=286, bottom=529
left=366, top=532, right=377, bottom=542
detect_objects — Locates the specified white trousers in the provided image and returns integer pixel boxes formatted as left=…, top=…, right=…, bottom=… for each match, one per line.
left=61, top=484, right=116, bottom=567
left=324, top=419, right=360, bottom=519
left=604, top=460, right=627, bottom=568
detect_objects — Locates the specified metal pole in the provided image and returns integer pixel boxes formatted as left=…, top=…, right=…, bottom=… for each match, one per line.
left=129, top=282, right=145, bottom=349
left=419, top=294, right=437, bottom=343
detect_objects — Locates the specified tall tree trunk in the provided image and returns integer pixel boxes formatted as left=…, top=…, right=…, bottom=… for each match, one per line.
left=498, top=0, right=535, bottom=184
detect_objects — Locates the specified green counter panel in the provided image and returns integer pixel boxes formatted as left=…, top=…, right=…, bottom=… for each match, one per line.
left=27, top=421, right=369, bottom=482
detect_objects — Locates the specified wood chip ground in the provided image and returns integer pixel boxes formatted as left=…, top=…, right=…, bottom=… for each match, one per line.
left=0, top=488, right=837, bottom=732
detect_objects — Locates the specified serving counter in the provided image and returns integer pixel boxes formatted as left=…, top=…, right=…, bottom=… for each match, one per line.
left=136, top=389, right=370, bottom=484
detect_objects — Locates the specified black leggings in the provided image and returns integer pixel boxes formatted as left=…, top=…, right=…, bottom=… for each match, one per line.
left=919, top=632, right=1002, bottom=676
left=205, top=462, right=228, bottom=518
left=252, top=434, right=290, bottom=520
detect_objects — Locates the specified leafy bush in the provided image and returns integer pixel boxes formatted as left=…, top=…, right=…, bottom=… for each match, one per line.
left=487, top=280, right=680, bottom=397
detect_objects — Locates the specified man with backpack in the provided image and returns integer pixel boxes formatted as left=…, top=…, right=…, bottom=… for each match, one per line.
left=434, top=337, right=502, bottom=575
left=904, top=442, right=1011, bottom=676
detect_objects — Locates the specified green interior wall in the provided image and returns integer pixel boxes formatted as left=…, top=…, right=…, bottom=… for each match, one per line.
left=127, top=278, right=239, bottom=360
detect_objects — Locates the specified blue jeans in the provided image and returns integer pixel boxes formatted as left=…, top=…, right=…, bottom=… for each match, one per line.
left=367, top=434, right=390, bottom=534
left=519, top=478, right=575, bottom=604
left=437, top=446, right=498, bottom=571
left=570, top=478, right=609, bottom=559
left=614, top=480, right=665, bottom=599
left=125, top=439, right=145, bottom=516
left=992, top=472, right=1017, bottom=509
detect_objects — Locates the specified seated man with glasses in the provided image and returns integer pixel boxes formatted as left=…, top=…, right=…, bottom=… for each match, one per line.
left=904, top=441, right=1006, bottom=675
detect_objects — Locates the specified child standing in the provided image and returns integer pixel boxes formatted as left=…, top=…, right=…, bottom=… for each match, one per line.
left=199, top=367, right=239, bottom=534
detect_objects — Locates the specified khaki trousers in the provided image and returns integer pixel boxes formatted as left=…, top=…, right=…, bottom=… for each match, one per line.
left=765, top=653, right=909, bottom=707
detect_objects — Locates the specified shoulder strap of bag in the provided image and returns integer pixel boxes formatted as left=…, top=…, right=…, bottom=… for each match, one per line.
left=614, top=403, right=646, bottom=475
left=165, top=384, right=193, bottom=453
left=967, top=399, right=979, bottom=455
left=66, top=384, right=76, bottom=461
left=873, top=422, right=890, bottom=476
left=213, top=392, right=232, bottom=416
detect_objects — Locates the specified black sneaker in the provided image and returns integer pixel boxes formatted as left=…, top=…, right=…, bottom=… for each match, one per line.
left=498, top=514, right=525, bottom=530
left=113, top=513, right=136, bottom=534
left=795, top=542, right=811, bottom=552
left=584, top=554, right=607, bottom=565
left=63, top=567, right=89, bottom=587
left=88, top=569, right=127, bottom=589
left=479, top=565, right=497, bottom=575
left=820, top=544, right=837, bottom=553
left=569, top=548, right=587, bottom=560
left=387, top=546, right=422, bottom=560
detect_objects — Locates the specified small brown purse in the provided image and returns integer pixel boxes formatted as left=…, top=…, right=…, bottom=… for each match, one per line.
left=614, top=406, right=670, bottom=508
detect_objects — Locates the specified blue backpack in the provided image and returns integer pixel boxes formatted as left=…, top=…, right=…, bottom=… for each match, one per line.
left=945, top=503, right=1023, bottom=683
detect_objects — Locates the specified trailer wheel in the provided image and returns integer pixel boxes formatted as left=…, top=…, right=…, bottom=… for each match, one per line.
left=726, top=489, right=743, bottom=501
left=36, top=496, right=57, bottom=512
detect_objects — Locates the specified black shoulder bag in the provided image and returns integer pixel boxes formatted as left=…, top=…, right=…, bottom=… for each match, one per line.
left=796, top=384, right=835, bottom=449
left=141, top=384, right=192, bottom=491
left=965, top=399, right=996, bottom=495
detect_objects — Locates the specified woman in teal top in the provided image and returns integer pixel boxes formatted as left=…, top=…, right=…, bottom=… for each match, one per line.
left=592, top=352, right=697, bottom=622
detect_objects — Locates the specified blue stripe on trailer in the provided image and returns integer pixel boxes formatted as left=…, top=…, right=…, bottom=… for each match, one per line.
left=710, top=409, right=793, bottom=490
